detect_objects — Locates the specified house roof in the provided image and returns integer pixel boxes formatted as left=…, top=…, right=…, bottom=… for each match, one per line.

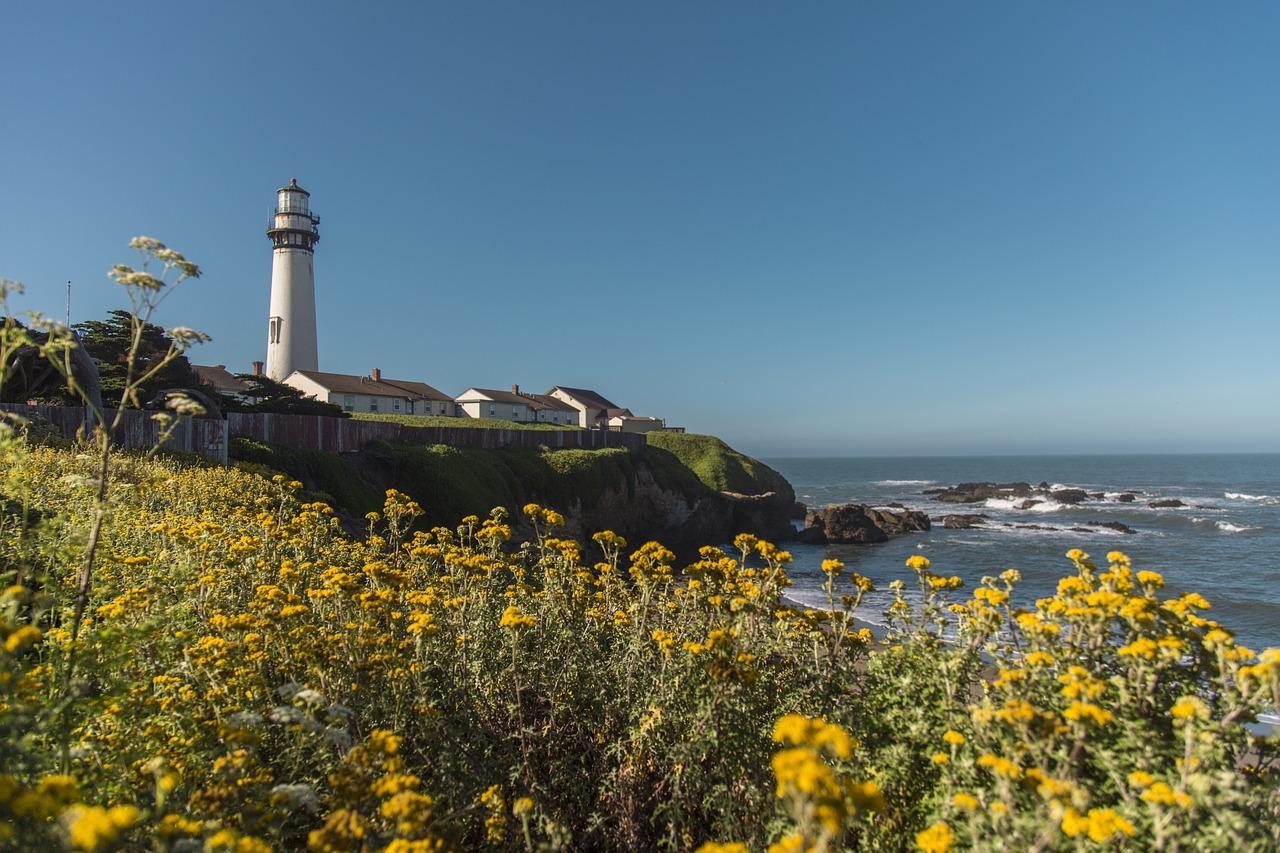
left=456, top=387, right=531, bottom=405
left=292, top=370, right=453, bottom=402
left=609, top=414, right=662, bottom=423
left=548, top=386, right=620, bottom=410
left=456, top=389, right=578, bottom=412
left=523, top=393, right=577, bottom=412
left=192, top=364, right=251, bottom=394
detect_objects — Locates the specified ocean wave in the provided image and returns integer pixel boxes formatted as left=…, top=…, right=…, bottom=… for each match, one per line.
left=1217, top=521, right=1261, bottom=533
left=874, top=479, right=935, bottom=486
left=1225, top=492, right=1278, bottom=504
left=984, top=497, right=1067, bottom=513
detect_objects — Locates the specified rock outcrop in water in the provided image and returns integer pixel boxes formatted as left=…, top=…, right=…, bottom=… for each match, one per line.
left=926, top=482, right=1034, bottom=503
left=799, top=504, right=930, bottom=544
left=940, top=513, right=988, bottom=529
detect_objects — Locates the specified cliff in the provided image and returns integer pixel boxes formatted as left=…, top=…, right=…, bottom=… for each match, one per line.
left=230, top=432, right=795, bottom=552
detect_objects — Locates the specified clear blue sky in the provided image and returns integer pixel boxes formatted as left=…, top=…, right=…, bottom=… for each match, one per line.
left=3, top=2, right=1278, bottom=456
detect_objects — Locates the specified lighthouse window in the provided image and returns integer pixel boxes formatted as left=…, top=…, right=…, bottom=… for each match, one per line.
left=268, top=317, right=282, bottom=344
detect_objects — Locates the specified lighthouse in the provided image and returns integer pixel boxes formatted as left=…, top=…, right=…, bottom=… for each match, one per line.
left=264, top=178, right=321, bottom=381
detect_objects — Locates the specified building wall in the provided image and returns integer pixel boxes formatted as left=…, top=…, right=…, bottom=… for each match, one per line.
left=610, top=417, right=665, bottom=434
left=283, top=373, right=456, bottom=417
left=547, top=390, right=604, bottom=428
left=459, top=398, right=534, bottom=421
left=534, top=408, right=576, bottom=425
left=265, top=248, right=318, bottom=381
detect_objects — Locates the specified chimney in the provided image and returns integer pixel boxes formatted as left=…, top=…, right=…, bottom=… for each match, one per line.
left=251, top=361, right=264, bottom=376
left=511, top=384, right=520, bottom=395
left=371, top=368, right=382, bottom=382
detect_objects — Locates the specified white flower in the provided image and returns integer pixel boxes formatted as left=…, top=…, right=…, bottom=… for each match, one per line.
left=269, top=783, right=320, bottom=813
left=228, top=711, right=263, bottom=729
left=322, top=727, right=352, bottom=751
left=268, top=706, right=304, bottom=725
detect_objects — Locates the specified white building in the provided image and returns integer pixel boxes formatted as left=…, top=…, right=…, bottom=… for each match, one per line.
left=456, top=386, right=579, bottom=425
left=265, top=179, right=321, bottom=381
left=607, top=414, right=668, bottom=434
left=284, top=369, right=457, bottom=416
left=545, top=386, right=622, bottom=429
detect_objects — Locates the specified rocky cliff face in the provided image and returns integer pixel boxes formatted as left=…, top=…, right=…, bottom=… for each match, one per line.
left=562, top=455, right=797, bottom=554
left=232, top=437, right=798, bottom=556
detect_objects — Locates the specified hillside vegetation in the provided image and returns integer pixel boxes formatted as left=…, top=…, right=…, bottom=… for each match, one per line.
left=2, top=438, right=1277, bottom=851
left=647, top=432, right=784, bottom=495
left=231, top=438, right=679, bottom=529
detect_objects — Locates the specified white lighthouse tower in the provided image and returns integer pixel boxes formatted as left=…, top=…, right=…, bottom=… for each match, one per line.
left=264, top=178, right=321, bottom=381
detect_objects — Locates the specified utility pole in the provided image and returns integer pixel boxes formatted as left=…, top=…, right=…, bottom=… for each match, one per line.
left=66, top=281, right=72, bottom=327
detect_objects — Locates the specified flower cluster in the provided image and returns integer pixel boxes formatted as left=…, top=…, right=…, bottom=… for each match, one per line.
left=0, top=431, right=1277, bottom=850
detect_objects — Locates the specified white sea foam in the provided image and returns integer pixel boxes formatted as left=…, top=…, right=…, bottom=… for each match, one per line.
left=1225, top=492, right=1278, bottom=504
left=1216, top=521, right=1261, bottom=533
left=984, top=497, right=1067, bottom=513
left=874, top=479, right=935, bottom=486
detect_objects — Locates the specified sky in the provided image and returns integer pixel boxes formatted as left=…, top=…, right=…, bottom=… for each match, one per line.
left=2, top=2, right=1278, bottom=457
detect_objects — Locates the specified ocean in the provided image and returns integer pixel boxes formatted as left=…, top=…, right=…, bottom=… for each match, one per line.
left=764, top=454, right=1280, bottom=652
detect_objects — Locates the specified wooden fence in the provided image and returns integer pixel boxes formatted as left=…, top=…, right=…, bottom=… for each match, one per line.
left=1, top=405, right=645, bottom=464
left=1, top=403, right=229, bottom=464
left=227, top=413, right=646, bottom=453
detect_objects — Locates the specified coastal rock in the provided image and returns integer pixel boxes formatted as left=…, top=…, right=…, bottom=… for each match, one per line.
left=942, top=514, right=987, bottom=529
left=789, top=501, right=808, bottom=520
left=1050, top=488, right=1089, bottom=504
left=1088, top=520, right=1137, bottom=535
left=1149, top=499, right=1186, bottom=508
left=1116, top=493, right=1137, bottom=503
left=801, top=504, right=930, bottom=545
left=932, top=482, right=1034, bottom=503
left=794, top=525, right=827, bottom=544
left=1018, top=499, right=1042, bottom=510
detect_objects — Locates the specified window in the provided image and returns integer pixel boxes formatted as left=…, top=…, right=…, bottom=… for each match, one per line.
left=406, top=401, right=414, bottom=414
left=393, top=400, right=401, bottom=411
left=268, top=317, right=282, bottom=344
left=369, top=398, right=379, bottom=412
left=343, top=395, right=354, bottom=413
left=489, top=403, right=496, bottom=416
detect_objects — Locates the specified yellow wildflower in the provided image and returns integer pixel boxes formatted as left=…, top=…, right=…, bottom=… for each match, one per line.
left=915, top=820, right=954, bottom=852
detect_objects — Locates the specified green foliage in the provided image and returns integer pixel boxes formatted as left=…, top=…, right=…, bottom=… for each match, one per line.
left=225, top=373, right=347, bottom=417
left=1, top=443, right=1277, bottom=851
left=229, top=437, right=380, bottom=514
left=74, top=309, right=202, bottom=404
left=647, top=431, right=778, bottom=495
left=230, top=438, right=639, bottom=527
